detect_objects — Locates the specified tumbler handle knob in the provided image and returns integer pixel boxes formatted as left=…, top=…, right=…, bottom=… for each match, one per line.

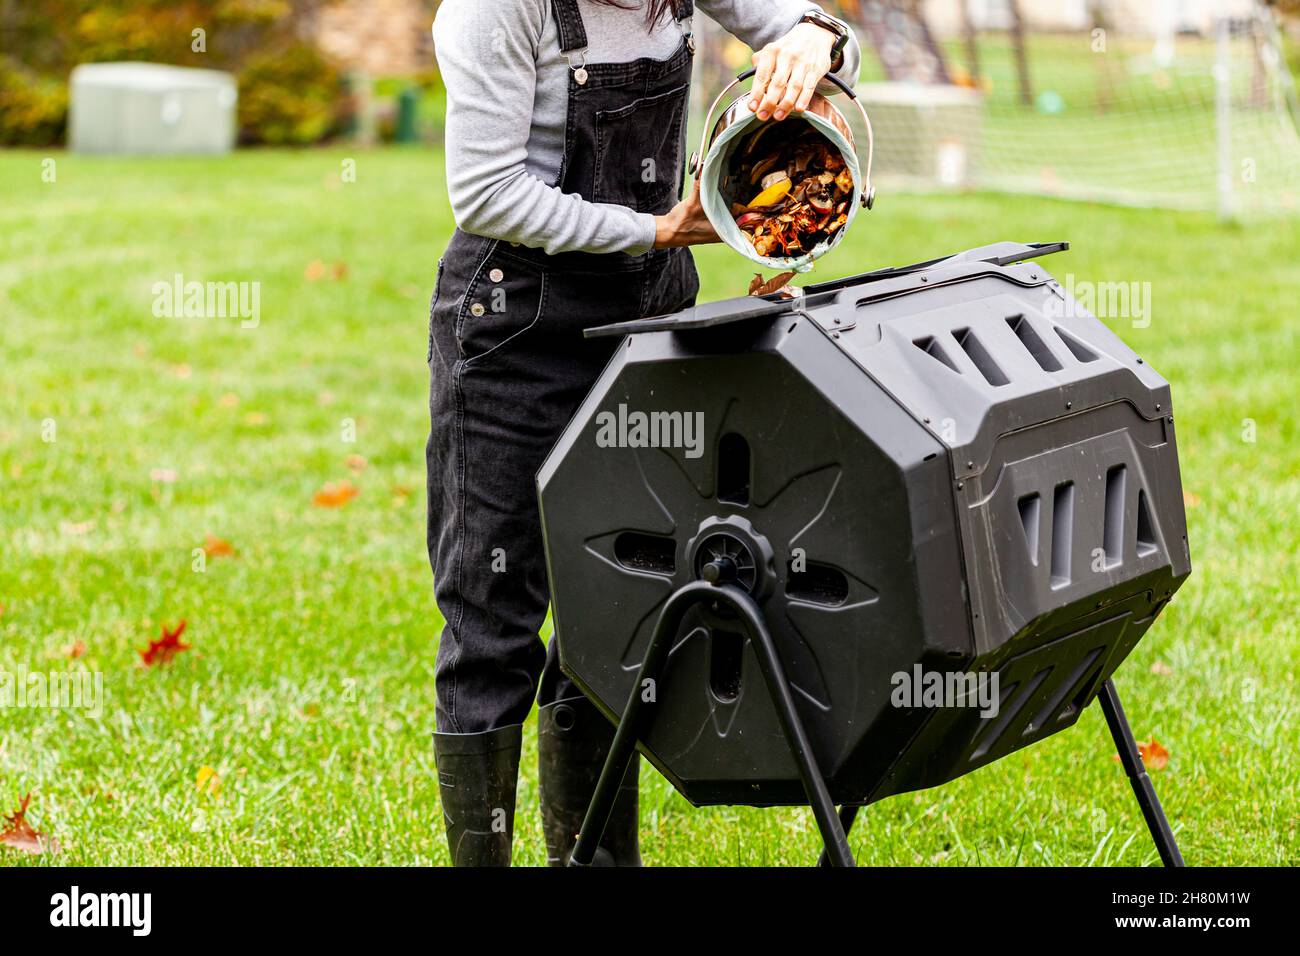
left=701, top=556, right=737, bottom=585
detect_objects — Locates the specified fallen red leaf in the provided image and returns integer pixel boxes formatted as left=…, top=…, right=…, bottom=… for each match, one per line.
left=313, top=480, right=359, bottom=508
left=140, top=620, right=190, bottom=667
left=1138, top=737, right=1170, bottom=771
left=0, top=794, right=58, bottom=855
left=204, top=534, right=236, bottom=558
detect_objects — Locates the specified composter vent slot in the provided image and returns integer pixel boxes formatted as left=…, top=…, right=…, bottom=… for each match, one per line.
left=953, top=327, right=1010, bottom=386
left=1006, top=315, right=1063, bottom=372
left=786, top=561, right=849, bottom=606
left=613, top=532, right=676, bottom=575
left=912, top=335, right=961, bottom=374
left=1136, top=489, right=1158, bottom=557
left=1055, top=326, right=1100, bottom=363
left=709, top=629, right=744, bottom=703
left=970, top=668, right=1050, bottom=761
left=1050, top=482, right=1074, bottom=589
left=717, top=432, right=751, bottom=506
left=1018, top=493, right=1041, bottom=566
left=1103, top=465, right=1127, bottom=568
left=1023, top=646, right=1104, bottom=735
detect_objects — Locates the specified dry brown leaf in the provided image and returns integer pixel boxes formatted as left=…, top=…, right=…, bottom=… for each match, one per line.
left=313, top=480, right=359, bottom=508
left=305, top=260, right=348, bottom=282
left=204, top=534, right=236, bottom=558
left=748, top=271, right=796, bottom=297
left=0, top=794, right=58, bottom=855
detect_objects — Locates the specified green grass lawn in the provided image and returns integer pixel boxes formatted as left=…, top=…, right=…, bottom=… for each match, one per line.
left=0, top=145, right=1297, bottom=866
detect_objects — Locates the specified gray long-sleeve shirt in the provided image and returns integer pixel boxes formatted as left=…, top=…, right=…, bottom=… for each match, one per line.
left=432, top=0, right=861, bottom=256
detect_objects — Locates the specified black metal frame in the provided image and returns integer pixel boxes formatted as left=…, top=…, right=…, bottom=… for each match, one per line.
left=569, top=576, right=1184, bottom=868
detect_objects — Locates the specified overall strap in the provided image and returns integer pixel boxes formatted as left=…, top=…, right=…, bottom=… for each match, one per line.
left=674, top=0, right=695, bottom=53
left=551, top=0, right=587, bottom=55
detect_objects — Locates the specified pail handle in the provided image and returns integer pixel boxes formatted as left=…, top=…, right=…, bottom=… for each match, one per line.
left=688, top=68, right=875, bottom=210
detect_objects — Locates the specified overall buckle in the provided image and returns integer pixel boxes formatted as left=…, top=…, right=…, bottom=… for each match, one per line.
left=565, top=48, right=589, bottom=85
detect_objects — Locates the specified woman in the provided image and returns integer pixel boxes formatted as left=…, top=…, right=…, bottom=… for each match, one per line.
left=428, top=0, right=861, bottom=866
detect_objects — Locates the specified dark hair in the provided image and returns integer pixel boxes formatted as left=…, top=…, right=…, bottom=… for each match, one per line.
left=587, top=0, right=680, bottom=28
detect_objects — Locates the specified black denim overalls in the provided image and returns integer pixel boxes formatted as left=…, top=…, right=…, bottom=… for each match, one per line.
left=427, top=0, right=700, bottom=734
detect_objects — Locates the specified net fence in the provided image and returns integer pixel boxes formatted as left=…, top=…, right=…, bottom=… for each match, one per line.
left=689, top=0, right=1300, bottom=217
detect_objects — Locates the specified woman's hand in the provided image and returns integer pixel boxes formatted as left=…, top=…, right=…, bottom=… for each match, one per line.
left=748, top=22, right=838, bottom=122
left=653, top=179, right=720, bottom=248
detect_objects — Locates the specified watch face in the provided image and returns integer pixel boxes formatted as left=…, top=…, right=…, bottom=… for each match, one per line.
left=817, top=12, right=845, bottom=35
left=805, top=12, right=848, bottom=50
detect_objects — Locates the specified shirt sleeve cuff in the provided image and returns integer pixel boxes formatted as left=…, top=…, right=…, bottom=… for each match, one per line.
left=626, top=213, right=658, bottom=256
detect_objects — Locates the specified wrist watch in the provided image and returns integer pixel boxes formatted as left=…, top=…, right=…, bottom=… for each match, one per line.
left=799, top=10, right=849, bottom=72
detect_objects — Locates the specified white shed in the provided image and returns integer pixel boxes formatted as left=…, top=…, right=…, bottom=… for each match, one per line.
left=68, top=62, right=237, bottom=155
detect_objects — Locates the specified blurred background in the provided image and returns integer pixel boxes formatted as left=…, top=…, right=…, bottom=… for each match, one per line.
left=5, top=1, right=1300, bottom=215
left=1, top=2, right=1296, bottom=866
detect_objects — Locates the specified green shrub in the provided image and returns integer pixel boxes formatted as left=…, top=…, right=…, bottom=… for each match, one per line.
left=0, top=1, right=348, bottom=146
left=237, top=42, right=342, bottom=146
left=0, top=57, right=68, bottom=147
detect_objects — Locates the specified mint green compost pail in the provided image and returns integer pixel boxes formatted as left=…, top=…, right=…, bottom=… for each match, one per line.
left=690, top=70, right=877, bottom=274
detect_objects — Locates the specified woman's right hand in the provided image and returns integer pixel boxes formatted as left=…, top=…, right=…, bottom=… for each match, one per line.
left=653, top=179, right=721, bottom=248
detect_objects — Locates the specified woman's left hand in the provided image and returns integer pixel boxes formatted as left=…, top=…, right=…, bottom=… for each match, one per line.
left=748, top=22, right=838, bottom=122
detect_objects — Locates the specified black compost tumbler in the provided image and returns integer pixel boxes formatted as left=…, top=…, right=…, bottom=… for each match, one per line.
left=537, top=242, right=1191, bottom=867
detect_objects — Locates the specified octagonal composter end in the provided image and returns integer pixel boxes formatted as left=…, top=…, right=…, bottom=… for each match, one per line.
left=538, top=240, right=1190, bottom=812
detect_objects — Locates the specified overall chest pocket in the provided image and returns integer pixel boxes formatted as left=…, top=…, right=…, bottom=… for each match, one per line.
left=593, top=83, right=688, bottom=214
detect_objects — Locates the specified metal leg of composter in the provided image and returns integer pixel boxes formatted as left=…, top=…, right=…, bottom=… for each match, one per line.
left=816, top=805, right=860, bottom=867
left=569, top=579, right=856, bottom=867
left=1097, top=678, right=1185, bottom=867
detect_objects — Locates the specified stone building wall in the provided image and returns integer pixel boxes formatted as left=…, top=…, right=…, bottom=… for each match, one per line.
left=313, top=0, right=435, bottom=76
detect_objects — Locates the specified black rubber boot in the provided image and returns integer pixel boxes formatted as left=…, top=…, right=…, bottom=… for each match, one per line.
left=432, top=724, right=522, bottom=867
left=538, top=695, right=641, bottom=867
